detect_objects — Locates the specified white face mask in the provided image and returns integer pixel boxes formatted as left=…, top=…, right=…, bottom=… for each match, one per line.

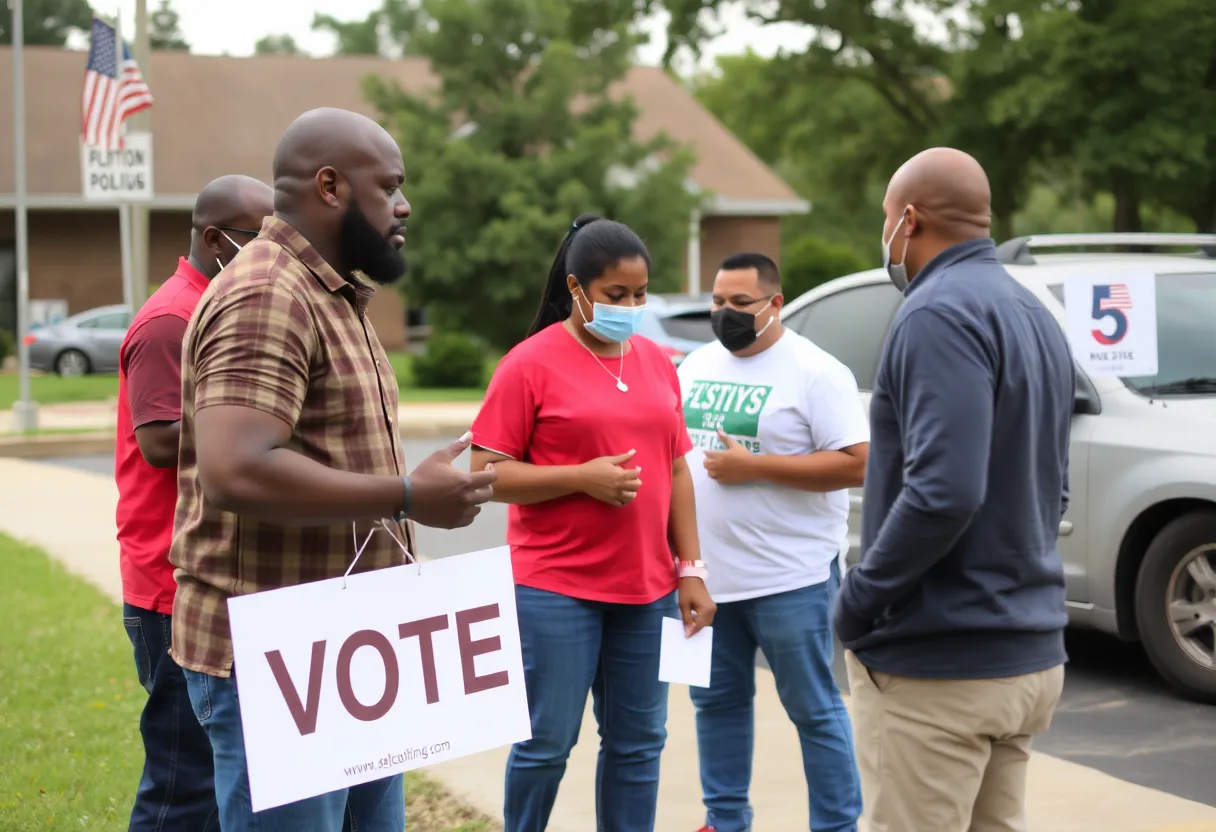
left=216, top=230, right=244, bottom=272
left=882, top=214, right=909, bottom=293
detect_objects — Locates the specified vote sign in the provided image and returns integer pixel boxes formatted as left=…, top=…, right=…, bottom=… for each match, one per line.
left=227, top=546, right=531, bottom=812
left=1063, top=270, right=1158, bottom=377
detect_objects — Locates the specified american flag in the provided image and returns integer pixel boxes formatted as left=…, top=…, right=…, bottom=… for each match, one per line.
left=81, top=18, right=153, bottom=150
left=1099, top=283, right=1133, bottom=310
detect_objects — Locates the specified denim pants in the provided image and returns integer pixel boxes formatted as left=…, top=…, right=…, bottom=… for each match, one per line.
left=504, top=585, right=677, bottom=832
left=689, top=561, right=862, bottom=832
left=182, top=667, right=405, bottom=832
left=122, top=603, right=219, bottom=832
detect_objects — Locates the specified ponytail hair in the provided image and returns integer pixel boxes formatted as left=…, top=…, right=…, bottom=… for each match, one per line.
left=527, top=212, right=651, bottom=338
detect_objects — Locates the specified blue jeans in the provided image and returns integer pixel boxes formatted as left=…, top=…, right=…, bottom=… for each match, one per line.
left=689, top=561, right=861, bottom=832
left=182, top=668, right=405, bottom=832
left=504, top=585, right=677, bottom=832
left=122, top=603, right=219, bottom=832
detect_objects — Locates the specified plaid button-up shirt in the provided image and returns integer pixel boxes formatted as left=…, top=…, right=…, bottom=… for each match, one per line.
left=170, top=216, right=413, bottom=677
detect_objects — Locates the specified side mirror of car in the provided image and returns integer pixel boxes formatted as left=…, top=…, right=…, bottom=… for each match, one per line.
left=1074, top=371, right=1102, bottom=416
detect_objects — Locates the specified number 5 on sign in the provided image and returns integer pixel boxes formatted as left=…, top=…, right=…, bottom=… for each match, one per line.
left=226, top=547, right=531, bottom=812
left=1063, top=271, right=1157, bottom=378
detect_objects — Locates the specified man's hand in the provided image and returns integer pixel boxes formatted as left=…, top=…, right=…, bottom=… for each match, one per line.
left=408, top=434, right=497, bottom=529
left=832, top=575, right=873, bottom=644
left=678, top=577, right=716, bottom=636
left=703, top=429, right=757, bottom=485
left=576, top=449, right=641, bottom=507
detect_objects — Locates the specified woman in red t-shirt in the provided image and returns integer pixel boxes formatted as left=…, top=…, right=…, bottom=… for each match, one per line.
left=470, top=214, right=716, bottom=831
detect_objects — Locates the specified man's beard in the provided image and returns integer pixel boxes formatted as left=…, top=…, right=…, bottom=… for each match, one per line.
left=340, top=200, right=407, bottom=286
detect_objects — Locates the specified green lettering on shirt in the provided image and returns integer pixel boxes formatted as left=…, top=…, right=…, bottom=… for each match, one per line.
left=683, top=380, right=773, bottom=438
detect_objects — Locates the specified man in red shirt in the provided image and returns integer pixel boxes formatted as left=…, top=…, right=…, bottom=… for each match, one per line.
left=115, top=174, right=273, bottom=832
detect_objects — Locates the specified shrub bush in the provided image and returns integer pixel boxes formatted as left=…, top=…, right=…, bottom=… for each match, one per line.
left=0, top=329, right=13, bottom=367
left=781, top=235, right=870, bottom=300
left=412, top=331, right=487, bottom=389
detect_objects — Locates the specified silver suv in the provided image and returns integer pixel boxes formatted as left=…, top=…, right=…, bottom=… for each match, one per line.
left=782, top=233, right=1216, bottom=702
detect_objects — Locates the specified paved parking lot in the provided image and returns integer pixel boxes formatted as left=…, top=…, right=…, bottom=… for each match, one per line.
left=47, top=449, right=1216, bottom=809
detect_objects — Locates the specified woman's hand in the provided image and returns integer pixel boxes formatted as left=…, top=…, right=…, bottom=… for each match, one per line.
left=678, top=577, right=716, bottom=636
left=576, top=449, right=641, bottom=507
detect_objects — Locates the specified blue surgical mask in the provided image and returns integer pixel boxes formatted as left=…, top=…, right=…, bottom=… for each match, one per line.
left=576, top=293, right=646, bottom=344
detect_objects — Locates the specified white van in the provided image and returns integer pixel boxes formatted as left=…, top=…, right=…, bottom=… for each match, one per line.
left=781, top=233, right=1216, bottom=702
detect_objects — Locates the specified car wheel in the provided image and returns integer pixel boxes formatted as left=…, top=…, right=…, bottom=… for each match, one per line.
left=1134, top=510, right=1216, bottom=703
left=55, top=349, right=91, bottom=377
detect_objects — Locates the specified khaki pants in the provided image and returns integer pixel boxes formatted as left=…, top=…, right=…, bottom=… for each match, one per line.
left=845, top=651, right=1065, bottom=832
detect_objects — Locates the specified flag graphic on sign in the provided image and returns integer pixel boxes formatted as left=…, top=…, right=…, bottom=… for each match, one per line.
left=81, top=18, right=153, bottom=151
left=1091, top=283, right=1133, bottom=345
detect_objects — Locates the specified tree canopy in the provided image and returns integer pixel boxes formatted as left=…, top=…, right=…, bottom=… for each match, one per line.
left=365, top=0, right=700, bottom=349
left=254, top=33, right=304, bottom=56
left=149, top=0, right=189, bottom=51
left=667, top=0, right=1216, bottom=279
left=0, top=0, right=91, bottom=46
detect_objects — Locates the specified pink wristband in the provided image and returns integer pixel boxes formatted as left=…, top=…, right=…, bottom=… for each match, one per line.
left=677, top=559, right=708, bottom=580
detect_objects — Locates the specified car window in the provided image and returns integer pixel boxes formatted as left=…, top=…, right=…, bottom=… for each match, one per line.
left=784, top=283, right=905, bottom=390
left=659, top=311, right=713, bottom=343
left=1049, top=272, right=1216, bottom=396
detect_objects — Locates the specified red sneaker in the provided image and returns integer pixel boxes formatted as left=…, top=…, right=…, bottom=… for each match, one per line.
left=695, top=827, right=716, bottom=832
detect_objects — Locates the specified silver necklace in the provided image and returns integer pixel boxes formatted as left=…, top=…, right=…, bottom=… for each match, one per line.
left=584, top=340, right=629, bottom=392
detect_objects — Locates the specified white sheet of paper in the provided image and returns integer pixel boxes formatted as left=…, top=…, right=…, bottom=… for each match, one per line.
left=658, top=616, right=713, bottom=688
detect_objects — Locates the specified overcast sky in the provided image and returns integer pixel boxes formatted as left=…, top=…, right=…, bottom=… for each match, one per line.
left=81, top=0, right=816, bottom=72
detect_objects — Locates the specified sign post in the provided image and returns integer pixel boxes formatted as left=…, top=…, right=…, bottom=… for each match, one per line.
left=11, top=0, right=37, bottom=431
left=226, top=546, right=531, bottom=812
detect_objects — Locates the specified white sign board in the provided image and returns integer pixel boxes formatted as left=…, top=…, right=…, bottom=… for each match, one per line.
left=227, top=546, right=531, bottom=812
left=81, top=132, right=153, bottom=201
left=29, top=299, right=68, bottom=328
left=1063, top=270, right=1158, bottom=377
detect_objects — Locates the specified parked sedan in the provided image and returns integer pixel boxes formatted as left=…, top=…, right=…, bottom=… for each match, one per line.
left=25, top=304, right=132, bottom=376
left=781, top=232, right=1216, bottom=702
left=638, top=293, right=714, bottom=365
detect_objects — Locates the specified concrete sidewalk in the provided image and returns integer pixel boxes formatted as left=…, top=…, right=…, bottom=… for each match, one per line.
left=3, top=456, right=1215, bottom=832
left=0, top=400, right=483, bottom=457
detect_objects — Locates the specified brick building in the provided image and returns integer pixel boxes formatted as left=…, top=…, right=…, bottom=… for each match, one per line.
left=0, top=48, right=807, bottom=349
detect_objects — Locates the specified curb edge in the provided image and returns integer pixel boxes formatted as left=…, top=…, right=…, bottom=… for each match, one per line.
left=0, top=423, right=477, bottom=459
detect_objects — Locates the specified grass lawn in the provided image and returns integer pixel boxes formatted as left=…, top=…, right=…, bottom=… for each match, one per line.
left=0, top=373, right=120, bottom=411
left=0, top=352, right=487, bottom=411
left=0, top=535, right=496, bottom=831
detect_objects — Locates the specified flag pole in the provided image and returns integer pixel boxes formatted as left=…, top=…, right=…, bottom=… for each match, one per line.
left=11, top=0, right=37, bottom=431
left=115, top=9, right=134, bottom=316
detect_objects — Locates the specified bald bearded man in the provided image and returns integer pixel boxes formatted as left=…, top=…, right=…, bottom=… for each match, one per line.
left=116, top=174, right=273, bottom=832
left=169, top=108, right=496, bottom=831
left=834, top=148, right=1074, bottom=831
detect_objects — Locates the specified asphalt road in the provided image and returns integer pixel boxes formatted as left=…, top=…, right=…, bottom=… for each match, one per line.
left=46, top=446, right=1216, bottom=808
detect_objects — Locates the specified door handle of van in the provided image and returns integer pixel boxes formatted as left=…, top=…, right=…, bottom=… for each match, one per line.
left=1059, top=521, right=1073, bottom=536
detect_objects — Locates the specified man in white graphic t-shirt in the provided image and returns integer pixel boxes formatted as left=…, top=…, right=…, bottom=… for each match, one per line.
left=678, top=252, right=869, bottom=832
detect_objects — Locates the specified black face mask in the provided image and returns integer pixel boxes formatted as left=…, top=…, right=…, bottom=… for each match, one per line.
left=340, top=198, right=407, bottom=286
left=711, top=304, right=772, bottom=352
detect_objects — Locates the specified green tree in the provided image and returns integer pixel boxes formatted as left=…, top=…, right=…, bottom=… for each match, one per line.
left=996, top=0, right=1216, bottom=232
left=365, top=0, right=699, bottom=349
left=255, top=33, right=304, bottom=56
left=781, top=235, right=870, bottom=298
left=314, top=0, right=421, bottom=56
left=0, top=0, right=91, bottom=46
left=149, top=0, right=188, bottom=51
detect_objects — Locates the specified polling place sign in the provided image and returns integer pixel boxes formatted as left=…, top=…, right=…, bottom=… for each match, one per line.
left=81, top=132, right=153, bottom=201
left=227, top=546, right=530, bottom=812
left=1063, top=270, right=1158, bottom=378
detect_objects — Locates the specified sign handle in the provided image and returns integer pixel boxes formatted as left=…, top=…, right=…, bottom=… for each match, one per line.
left=119, top=202, right=134, bottom=312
